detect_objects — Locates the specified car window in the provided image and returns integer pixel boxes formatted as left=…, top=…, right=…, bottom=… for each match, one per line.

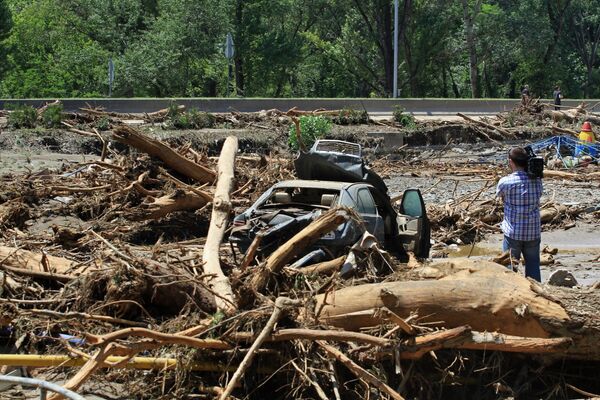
left=338, top=191, right=355, bottom=208
left=356, top=188, right=377, bottom=215
left=401, top=189, right=424, bottom=217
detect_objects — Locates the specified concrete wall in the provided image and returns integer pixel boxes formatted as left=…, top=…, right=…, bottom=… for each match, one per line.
left=0, top=98, right=590, bottom=115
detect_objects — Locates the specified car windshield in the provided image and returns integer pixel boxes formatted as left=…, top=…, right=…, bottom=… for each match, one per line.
left=259, top=186, right=341, bottom=209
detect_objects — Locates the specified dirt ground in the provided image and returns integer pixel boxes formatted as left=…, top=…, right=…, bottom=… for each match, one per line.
left=384, top=144, right=600, bottom=287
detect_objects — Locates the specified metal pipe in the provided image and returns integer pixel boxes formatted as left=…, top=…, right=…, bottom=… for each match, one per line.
left=0, top=374, right=86, bottom=400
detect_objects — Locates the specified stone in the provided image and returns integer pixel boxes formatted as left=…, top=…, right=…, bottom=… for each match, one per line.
left=548, top=269, right=578, bottom=288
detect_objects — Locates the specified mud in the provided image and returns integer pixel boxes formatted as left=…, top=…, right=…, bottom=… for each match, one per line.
left=448, top=225, right=600, bottom=286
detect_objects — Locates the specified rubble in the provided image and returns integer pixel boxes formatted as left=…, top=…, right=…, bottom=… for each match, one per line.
left=548, top=270, right=579, bottom=288
left=0, top=102, right=598, bottom=399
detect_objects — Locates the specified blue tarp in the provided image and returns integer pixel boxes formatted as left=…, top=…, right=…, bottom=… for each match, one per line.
left=529, top=136, right=600, bottom=168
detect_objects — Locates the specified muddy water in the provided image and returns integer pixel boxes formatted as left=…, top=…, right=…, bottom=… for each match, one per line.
left=446, top=225, right=600, bottom=286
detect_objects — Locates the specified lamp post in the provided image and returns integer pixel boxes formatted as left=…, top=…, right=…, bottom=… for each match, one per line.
left=224, top=33, right=235, bottom=97
left=393, top=0, right=399, bottom=98
left=108, top=58, right=114, bottom=98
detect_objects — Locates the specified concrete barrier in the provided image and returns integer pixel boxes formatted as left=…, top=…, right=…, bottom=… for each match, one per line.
left=0, top=98, right=592, bottom=115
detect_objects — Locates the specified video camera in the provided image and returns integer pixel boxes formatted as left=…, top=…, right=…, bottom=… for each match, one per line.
left=524, top=145, right=544, bottom=179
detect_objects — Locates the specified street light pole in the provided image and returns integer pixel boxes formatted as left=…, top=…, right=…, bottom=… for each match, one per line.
left=393, top=0, right=399, bottom=98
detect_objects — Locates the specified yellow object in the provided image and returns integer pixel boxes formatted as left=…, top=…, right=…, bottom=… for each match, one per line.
left=0, top=354, right=243, bottom=372
left=579, top=130, right=596, bottom=143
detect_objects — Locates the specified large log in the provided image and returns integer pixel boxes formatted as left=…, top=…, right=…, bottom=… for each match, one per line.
left=135, top=189, right=211, bottom=220
left=315, top=259, right=600, bottom=359
left=202, top=136, right=237, bottom=314
left=250, top=209, right=350, bottom=292
left=373, top=326, right=572, bottom=360
left=544, top=103, right=586, bottom=123
left=544, top=169, right=600, bottom=181
left=112, top=125, right=216, bottom=184
left=0, top=246, right=90, bottom=281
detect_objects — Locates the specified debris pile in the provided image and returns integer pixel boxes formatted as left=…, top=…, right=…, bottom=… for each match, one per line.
left=0, top=104, right=599, bottom=399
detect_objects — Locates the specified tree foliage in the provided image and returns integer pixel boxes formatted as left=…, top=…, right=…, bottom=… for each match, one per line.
left=2, top=0, right=600, bottom=98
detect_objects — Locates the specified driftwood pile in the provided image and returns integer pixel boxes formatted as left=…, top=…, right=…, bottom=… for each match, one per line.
left=61, top=103, right=370, bottom=131
left=0, top=112, right=599, bottom=398
left=461, top=98, right=600, bottom=141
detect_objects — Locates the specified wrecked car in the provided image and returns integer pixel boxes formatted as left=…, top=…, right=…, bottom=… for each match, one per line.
left=229, top=140, right=431, bottom=266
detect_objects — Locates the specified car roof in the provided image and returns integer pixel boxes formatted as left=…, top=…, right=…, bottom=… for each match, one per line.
left=272, top=180, right=366, bottom=190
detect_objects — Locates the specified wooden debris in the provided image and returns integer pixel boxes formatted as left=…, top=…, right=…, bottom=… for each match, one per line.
left=250, top=208, right=351, bottom=292
left=202, top=136, right=238, bottom=314
left=1, top=102, right=599, bottom=400
left=113, top=125, right=216, bottom=184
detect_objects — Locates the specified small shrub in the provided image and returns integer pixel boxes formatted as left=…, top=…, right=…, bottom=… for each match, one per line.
left=188, top=109, right=215, bottom=129
left=393, top=105, right=416, bottom=128
left=288, top=115, right=332, bottom=151
left=166, top=101, right=181, bottom=120
left=172, top=113, right=192, bottom=129
left=7, top=104, right=37, bottom=129
left=95, top=116, right=111, bottom=131
left=165, top=102, right=215, bottom=130
left=505, top=111, right=517, bottom=127
left=333, top=108, right=369, bottom=125
left=41, top=104, right=63, bottom=128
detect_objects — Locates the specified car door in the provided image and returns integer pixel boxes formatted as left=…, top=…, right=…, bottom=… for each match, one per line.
left=354, top=187, right=385, bottom=242
left=397, top=189, right=431, bottom=258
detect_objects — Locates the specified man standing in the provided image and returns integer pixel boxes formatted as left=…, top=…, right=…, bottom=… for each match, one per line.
left=520, top=85, right=531, bottom=105
left=496, top=147, right=543, bottom=281
left=553, top=86, right=562, bottom=110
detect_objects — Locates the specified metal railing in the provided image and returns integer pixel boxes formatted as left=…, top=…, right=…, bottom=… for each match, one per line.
left=0, top=374, right=87, bottom=400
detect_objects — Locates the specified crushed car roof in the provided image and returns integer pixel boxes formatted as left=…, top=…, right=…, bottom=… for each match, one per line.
left=272, top=180, right=365, bottom=190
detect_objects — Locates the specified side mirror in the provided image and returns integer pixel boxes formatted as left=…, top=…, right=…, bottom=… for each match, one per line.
left=400, top=189, right=424, bottom=218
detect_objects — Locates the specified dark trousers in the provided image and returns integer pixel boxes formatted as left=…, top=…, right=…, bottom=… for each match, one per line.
left=502, top=236, right=541, bottom=282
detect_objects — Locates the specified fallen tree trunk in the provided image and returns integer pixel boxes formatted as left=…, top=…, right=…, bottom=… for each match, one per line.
left=202, top=136, right=237, bottom=314
left=373, top=325, right=572, bottom=360
left=457, top=113, right=512, bottom=138
left=544, top=169, right=600, bottom=181
left=0, top=246, right=90, bottom=280
left=112, top=125, right=216, bottom=184
left=315, top=259, right=600, bottom=359
left=250, top=209, right=351, bottom=292
left=81, top=105, right=185, bottom=122
left=135, top=189, right=211, bottom=220
left=295, top=255, right=346, bottom=275
left=544, top=103, right=586, bottom=123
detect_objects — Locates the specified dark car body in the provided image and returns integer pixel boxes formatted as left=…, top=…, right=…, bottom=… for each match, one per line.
left=230, top=139, right=430, bottom=265
left=229, top=179, right=430, bottom=262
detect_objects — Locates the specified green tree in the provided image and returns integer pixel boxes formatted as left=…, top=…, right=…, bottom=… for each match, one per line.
left=0, top=0, right=13, bottom=80
left=0, top=0, right=108, bottom=97
left=117, top=0, right=229, bottom=97
left=0, top=0, right=11, bottom=40
left=232, top=0, right=325, bottom=97
left=562, top=0, right=600, bottom=97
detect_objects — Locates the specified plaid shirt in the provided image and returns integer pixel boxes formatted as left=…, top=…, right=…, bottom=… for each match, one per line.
left=496, top=171, right=543, bottom=241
